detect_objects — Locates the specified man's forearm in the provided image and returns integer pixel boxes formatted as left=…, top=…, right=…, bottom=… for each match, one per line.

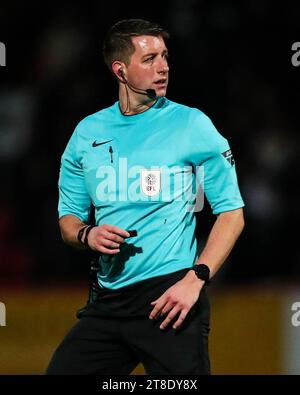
left=185, top=208, right=245, bottom=282
left=59, top=215, right=88, bottom=250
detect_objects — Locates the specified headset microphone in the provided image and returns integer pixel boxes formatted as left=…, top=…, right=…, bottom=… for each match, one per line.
left=144, top=89, right=157, bottom=100
left=119, top=69, right=157, bottom=100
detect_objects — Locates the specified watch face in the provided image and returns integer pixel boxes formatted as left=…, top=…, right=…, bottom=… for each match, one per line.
left=195, top=264, right=210, bottom=281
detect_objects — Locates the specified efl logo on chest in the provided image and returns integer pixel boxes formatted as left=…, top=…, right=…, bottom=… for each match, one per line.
left=140, top=169, right=161, bottom=197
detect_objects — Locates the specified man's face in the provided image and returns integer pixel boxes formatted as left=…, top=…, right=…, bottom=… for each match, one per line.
left=125, top=35, right=169, bottom=97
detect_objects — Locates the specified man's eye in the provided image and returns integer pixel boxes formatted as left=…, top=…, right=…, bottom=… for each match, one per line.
left=145, top=56, right=154, bottom=62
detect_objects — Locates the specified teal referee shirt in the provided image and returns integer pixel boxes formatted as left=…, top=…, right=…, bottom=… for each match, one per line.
left=58, top=97, right=244, bottom=289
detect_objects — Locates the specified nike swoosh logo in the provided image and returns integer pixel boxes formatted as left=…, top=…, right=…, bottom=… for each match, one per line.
left=92, top=139, right=114, bottom=147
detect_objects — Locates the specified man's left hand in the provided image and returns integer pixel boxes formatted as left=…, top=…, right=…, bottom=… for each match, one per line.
left=149, top=273, right=204, bottom=330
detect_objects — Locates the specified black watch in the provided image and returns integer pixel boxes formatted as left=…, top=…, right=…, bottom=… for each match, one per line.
left=192, top=264, right=211, bottom=285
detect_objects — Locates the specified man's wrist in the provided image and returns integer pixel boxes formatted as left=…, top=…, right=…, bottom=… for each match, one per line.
left=77, top=225, right=89, bottom=245
left=190, top=263, right=211, bottom=285
left=84, top=225, right=95, bottom=248
left=185, top=269, right=205, bottom=284
left=77, top=225, right=95, bottom=249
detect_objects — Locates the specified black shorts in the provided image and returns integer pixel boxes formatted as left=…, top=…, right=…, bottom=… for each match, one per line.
left=46, top=268, right=210, bottom=375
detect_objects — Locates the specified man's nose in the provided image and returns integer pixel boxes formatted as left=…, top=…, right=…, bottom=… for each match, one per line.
left=157, top=58, right=169, bottom=74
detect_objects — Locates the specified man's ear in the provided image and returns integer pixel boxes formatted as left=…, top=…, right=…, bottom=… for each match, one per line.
left=112, top=61, right=125, bottom=82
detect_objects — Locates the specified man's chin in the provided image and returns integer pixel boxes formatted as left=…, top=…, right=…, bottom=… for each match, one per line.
left=155, top=88, right=167, bottom=97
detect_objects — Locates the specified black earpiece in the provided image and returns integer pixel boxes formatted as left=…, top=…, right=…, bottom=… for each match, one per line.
left=119, top=68, right=124, bottom=77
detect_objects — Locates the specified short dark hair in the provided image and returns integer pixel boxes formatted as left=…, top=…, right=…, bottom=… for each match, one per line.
left=103, top=19, right=169, bottom=71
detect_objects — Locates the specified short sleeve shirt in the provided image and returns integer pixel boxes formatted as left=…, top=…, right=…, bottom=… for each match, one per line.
left=58, top=98, right=244, bottom=289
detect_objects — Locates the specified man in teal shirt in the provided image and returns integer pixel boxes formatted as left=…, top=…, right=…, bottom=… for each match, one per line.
left=47, top=18, right=245, bottom=375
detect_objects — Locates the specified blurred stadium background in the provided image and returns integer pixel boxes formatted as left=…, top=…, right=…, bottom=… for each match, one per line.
left=0, top=0, right=299, bottom=374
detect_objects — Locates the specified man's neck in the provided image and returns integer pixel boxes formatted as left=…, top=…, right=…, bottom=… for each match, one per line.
left=119, top=88, right=156, bottom=115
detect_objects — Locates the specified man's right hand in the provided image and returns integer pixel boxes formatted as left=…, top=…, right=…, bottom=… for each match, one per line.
left=87, top=225, right=130, bottom=254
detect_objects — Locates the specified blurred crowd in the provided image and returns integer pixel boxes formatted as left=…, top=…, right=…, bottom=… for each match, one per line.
left=0, top=0, right=299, bottom=286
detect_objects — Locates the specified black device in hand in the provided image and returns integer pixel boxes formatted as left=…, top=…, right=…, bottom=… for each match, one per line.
left=127, top=229, right=138, bottom=237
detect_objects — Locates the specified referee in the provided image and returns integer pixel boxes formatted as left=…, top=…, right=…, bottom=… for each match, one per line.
left=46, top=19, right=245, bottom=375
